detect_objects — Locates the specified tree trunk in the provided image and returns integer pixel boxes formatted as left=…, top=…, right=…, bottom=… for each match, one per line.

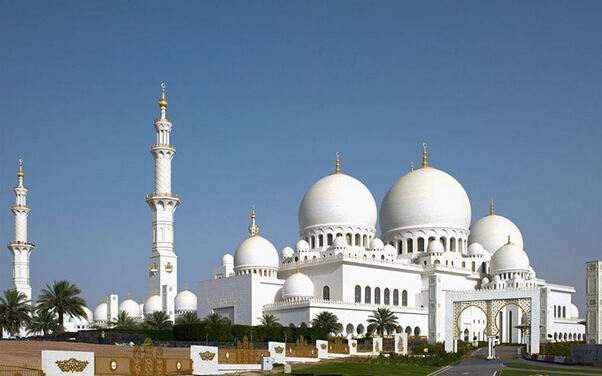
left=58, top=310, right=65, bottom=333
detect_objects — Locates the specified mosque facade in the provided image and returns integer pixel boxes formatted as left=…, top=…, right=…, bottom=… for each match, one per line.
left=7, top=86, right=585, bottom=344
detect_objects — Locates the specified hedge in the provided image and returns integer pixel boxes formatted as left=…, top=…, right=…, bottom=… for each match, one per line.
left=173, top=323, right=328, bottom=342
left=107, top=328, right=174, bottom=341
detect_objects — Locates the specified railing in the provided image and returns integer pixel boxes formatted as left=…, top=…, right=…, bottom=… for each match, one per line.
left=150, top=144, right=176, bottom=151
left=145, top=192, right=181, bottom=200
left=286, top=336, right=318, bottom=358
left=263, top=298, right=428, bottom=314
left=10, top=205, right=30, bottom=209
left=328, top=338, right=349, bottom=354
left=6, top=241, right=35, bottom=247
left=356, top=341, right=373, bottom=352
left=0, top=364, right=44, bottom=376
left=154, top=118, right=172, bottom=123
left=217, top=336, right=269, bottom=364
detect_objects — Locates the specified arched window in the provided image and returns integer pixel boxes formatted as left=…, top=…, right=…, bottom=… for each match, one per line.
left=482, top=262, right=486, bottom=274
left=365, top=286, right=371, bottom=304
left=323, top=286, right=330, bottom=301
left=310, top=236, right=315, bottom=248
left=397, top=240, right=403, bottom=254
left=405, top=326, right=412, bottom=336
left=407, top=238, right=414, bottom=253
left=462, top=261, right=466, bottom=268
left=418, top=238, right=425, bottom=252
left=384, top=288, right=390, bottom=305
left=319, top=235, right=324, bottom=247
left=355, top=285, right=361, bottom=303
left=562, top=306, right=566, bottom=318
left=355, top=234, right=360, bottom=246
left=346, top=233, right=352, bottom=245
left=362, top=235, right=367, bottom=247
left=414, top=327, right=421, bottom=336
left=440, top=237, right=446, bottom=251
left=450, top=237, right=456, bottom=252
left=402, top=290, right=408, bottom=306
left=374, top=287, right=381, bottom=305
left=471, top=262, right=476, bottom=272
left=393, top=289, right=399, bottom=305
left=327, top=234, right=333, bottom=245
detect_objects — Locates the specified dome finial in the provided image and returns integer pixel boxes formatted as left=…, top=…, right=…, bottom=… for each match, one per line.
left=184, top=284, right=188, bottom=291
left=335, top=152, right=340, bottom=174
left=158, top=82, right=168, bottom=109
left=422, top=142, right=428, bottom=168
left=507, top=235, right=512, bottom=245
left=489, top=198, right=495, bottom=215
left=248, top=205, right=259, bottom=237
left=410, top=161, right=414, bottom=172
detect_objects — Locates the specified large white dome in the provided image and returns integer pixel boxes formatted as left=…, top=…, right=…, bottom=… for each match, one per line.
left=380, top=167, right=471, bottom=235
left=282, top=272, right=314, bottom=300
left=175, top=288, right=197, bottom=312
left=234, top=235, right=279, bottom=271
left=93, top=302, right=108, bottom=322
left=490, top=242, right=530, bottom=275
left=119, top=298, right=141, bottom=318
left=299, top=173, right=377, bottom=231
left=144, top=294, right=162, bottom=315
left=82, top=306, right=93, bottom=322
left=469, top=213, right=523, bottom=254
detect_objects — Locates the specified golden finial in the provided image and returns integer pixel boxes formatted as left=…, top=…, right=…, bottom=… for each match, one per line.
left=103, top=298, right=107, bottom=303
left=335, top=152, right=340, bottom=174
left=507, top=235, right=512, bottom=245
left=127, top=293, right=131, bottom=299
left=489, top=198, right=495, bottom=215
left=17, top=159, right=24, bottom=178
left=410, top=161, right=414, bottom=172
left=142, top=298, right=145, bottom=304
left=251, top=205, right=256, bottom=220
left=249, top=205, right=259, bottom=237
left=184, top=285, right=188, bottom=291
left=422, top=142, right=428, bottom=168
left=158, top=82, right=168, bottom=108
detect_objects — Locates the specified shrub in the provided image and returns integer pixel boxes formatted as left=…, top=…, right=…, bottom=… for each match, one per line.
left=173, top=323, right=328, bottom=342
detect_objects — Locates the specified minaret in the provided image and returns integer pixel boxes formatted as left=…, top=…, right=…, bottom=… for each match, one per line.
left=146, top=83, right=180, bottom=319
left=7, top=159, right=35, bottom=302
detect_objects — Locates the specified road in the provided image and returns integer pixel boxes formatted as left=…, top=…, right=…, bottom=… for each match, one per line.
left=433, top=346, right=521, bottom=376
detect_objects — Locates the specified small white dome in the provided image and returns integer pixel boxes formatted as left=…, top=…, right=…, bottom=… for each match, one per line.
left=481, top=277, right=490, bottom=285
left=493, top=275, right=501, bottom=282
left=467, top=242, right=485, bottom=256
left=380, top=167, right=471, bottom=235
left=144, top=294, right=162, bottom=315
left=222, top=253, right=234, bottom=266
left=299, top=173, right=377, bottom=232
left=384, top=244, right=397, bottom=256
left=469, top=213, right=523, bottom=254
left=427, top=240, right=444, bottom=254
left=281, top=246, right=294, bottom=259
left=119, top=298, right=141, bottom=318
left=282, top=272, right=314, bottom=300
left=94, top=302, right=108, bottom=322
left=569, top=304, right=579, bottom=319
left=333, top=236, right=348, bottom=248
left=296, top=239, right=310, bottom=253
left=490, top=242, right=530, bottom=275
left=234, top=235, right=279, bottom=272
left=370, top=238, right=384, bottom=250
left=175, top=288, right=197, bottom=312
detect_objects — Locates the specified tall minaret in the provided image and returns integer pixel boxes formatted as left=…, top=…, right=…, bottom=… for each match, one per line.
left=146, top=83, right=180, bottom=319
left=7, top=159, right=35, bottom=302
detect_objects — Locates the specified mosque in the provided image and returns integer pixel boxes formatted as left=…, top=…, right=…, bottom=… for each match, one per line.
left=6, top=85, right=585, bottom=344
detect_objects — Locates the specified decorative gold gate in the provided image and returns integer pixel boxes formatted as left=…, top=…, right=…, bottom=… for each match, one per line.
left=452, top=298, right=532, bottom=338
left=95, top=339, right=192, bottom=376
left=286, top=336, right=317, bottom=358
left=218, top=336, right=269, bottom=364
left=328, top=338, right=349, bottom=354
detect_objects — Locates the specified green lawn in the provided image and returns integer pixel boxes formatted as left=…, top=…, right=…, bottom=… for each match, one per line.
left=288, top=362, right=439, bottom=375
left=505, top=362, right=602, bottom=374
left=501, top=371, right=589, bottom=376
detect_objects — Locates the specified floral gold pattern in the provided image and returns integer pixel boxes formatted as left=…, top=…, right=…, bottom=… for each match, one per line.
left=199, top=351, right=216, bottom=361
left=274, top=346, right=284, bottom=353
left=55, top=358, right=89, bottom=373
left=320, top=344, right=327, bottom=350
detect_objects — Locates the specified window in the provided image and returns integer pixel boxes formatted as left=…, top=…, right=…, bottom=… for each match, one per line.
left=418, top=238, right=425, bottom=252
left=310, top=236, right=315, bottom=249
left=414, top=327, right=421, bottom=336
left=407, top=239, right=414, bottom=253
left=440, top=237, right=446, bottom=250
left=363, top=235, right=367, bottom=247
left=346, top=233, right=352, bottom=245
left=374, top=287, right=381, bottom=305
left=327, top=234, right=333, bottom=245
left=384, top=288, right=390, bottom=305
left=393, top=289, right=399, bottom=305
left=319, top=235, right=324, bottom=247
left=364, top=287, right=371, bottom=304
left=355, top=285, right=361, bottom=303
left=323, top=286, right=330, bottom=300
left=402, top=290, right=408, bottom=306
left=405, top=326, right=412, bottom=336
left=471, top=262, right=476, bottom=272
left=355, top=234, right=360, bottom=246
left=397, top=240, right=403, bottom=254
left=562, top=306, right=566, bottom=318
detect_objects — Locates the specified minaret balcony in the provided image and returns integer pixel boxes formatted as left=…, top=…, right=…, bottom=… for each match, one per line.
left=11, top=204, right=30, bottom=210
left=146, top=192, right=181, bottom=200
left=7, top=240, right=35, bottom=247
left=154, top=117, right=172, bottom=123
left=150, top=144, right=176, bottom=152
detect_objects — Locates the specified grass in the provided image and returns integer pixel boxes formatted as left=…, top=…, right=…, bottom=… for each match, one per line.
left=501, top=371, right=592, bottom=376
left=287, top=362, right=439, bottom=375
left=504, top=362, right=602, bottom=374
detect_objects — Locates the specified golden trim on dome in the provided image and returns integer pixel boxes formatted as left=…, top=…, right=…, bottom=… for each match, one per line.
left=506, top=235, right=512, bottom=245
left=17, top=159, right=24, bottom=178
left=158, top=82, right=168, bottom=108
left=335, top=152, right=340, bottom=174
left=490, top=198, right=495, bottom=215
left=422, top=143, right=428, bottom=168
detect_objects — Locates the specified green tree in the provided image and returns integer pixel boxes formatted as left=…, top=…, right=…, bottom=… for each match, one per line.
left=110, top=311, right=138, bottom=329
left=27, top=309, right=59, bottom=336
left=0, top=289, right=32, bottom=338
left=143, top=311, right=172, bottom=329
left=311, top=311, right=342, bottom=334
left=175, top=312, right=201, bottom=325
left=36, top=280, right=87, bottom=333
left=258, top=313, right=280, bottom=327
left=367, top=307, right=398, bottom=336
left=202, top=313, right=230, bottom=325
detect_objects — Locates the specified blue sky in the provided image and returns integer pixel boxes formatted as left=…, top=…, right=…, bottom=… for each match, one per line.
left=1, top=1, right=601, bottom=312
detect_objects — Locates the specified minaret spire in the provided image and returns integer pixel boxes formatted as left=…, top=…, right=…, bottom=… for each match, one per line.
left=410, top=161, right=414, bottom=172
left=422, top=142, right=428, bottom=168
left=248, top=205, right=259, bottom=237
left=7, top=158, right=35, bottom=303
left=489, top=198, right=495, bottom=215
left=335, top=152, right=340, bottom=174
left=146, top=83, right=179, bottom=320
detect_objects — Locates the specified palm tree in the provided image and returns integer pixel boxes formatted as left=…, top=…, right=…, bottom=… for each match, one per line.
left=27, top=309, right=58, bottom=336
left=143, top=311, right=172, bottom=329
left=367, top=307, right=398, bottom=336
left=110, top=311, right=138, bottom=329
left=36, top=280, right=87, bottom=333
left=258, top=313, right=280, bottom=327
left=202, top=313, right=230, bottom=325
left=175, top=312, right=201, bottom=325
left=0, top=289, right=32, bottom=338
left=311, top=311, right=341, bottom=334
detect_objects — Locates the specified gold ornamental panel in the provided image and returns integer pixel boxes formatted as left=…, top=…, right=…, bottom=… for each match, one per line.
left=328, top=337, right=349, bottom=354
left=55, top=358, right=89, bottom=373
left=218, top=336, right=269, bottom=364
left=286, top=336, right=318, bottom=358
